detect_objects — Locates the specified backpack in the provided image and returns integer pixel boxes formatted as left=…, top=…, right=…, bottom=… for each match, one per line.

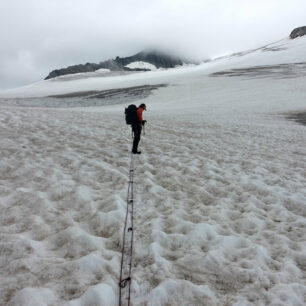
left=125, top=104, right=138, bottom=125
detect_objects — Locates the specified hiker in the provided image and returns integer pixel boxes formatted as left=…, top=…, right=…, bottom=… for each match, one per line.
left=132, top=103, right=146, bottom=154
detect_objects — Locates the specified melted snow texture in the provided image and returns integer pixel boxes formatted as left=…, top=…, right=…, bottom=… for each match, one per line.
left=1, top=92, right=306, bottom=305
left=0, top=36, right=306, bottom=306
left=0, top=109, right=128, bottom=305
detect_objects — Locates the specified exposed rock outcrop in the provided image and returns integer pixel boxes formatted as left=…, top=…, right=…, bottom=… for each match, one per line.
left=45, top=50, right=192, bottom=80
left=290, top=26, right=306, bottom=39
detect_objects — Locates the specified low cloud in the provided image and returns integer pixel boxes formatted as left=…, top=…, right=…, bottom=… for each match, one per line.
left=0, top=0, right=305, bottom=90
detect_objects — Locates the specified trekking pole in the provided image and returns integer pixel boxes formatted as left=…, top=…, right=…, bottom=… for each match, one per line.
left=143, top=124, right=145, bottom=136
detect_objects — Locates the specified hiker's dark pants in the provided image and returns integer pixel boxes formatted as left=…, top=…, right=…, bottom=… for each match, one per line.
left=132, top=124, right=142, bottom=152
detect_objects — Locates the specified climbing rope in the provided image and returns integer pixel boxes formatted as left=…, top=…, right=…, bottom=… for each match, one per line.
left=119, top=150, right=135, bottom=306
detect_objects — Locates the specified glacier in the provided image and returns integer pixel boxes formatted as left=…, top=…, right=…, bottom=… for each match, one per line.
left=0, top=36, right=306, bottom=305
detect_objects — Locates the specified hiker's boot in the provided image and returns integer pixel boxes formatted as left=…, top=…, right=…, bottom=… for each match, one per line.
left=132, top=150, right=141, bottom=154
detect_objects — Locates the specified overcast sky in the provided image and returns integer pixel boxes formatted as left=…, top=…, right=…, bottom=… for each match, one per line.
left=0, top=0, right=305, bottom=90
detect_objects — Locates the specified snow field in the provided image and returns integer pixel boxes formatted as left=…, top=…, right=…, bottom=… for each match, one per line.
left=0, top=35, right=306, bottom=305
left=0, top=109, right=130, bottom=305
left=131, top=111, right=306, bottom=305
left=1, top=73, right=306, bottom=305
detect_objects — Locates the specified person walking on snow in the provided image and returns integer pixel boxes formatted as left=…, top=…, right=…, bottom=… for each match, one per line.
left=132, top=103, right=146, bottom=154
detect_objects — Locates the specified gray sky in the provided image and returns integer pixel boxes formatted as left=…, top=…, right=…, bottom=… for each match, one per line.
left=0, top=0, right=305, bottom=90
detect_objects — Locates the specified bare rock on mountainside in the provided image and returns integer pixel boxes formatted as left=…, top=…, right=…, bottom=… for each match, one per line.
left=290, top=26, right=306, bottom=39
left=45, top=50, right=194, bottom=80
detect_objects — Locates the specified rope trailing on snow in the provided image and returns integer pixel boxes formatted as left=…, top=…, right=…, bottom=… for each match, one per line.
left=119, top=151, right=135, bottom=306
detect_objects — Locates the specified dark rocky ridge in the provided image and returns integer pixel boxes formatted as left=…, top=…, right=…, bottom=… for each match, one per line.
left=286, top=112, right=306, bottom=126
left=290, top=26, right=306, bottom=39
left=4, top=84, right=167, bottom=108
left=45, top=50, right=192, bottom=80
left=210, top=62, right=306, bottom=79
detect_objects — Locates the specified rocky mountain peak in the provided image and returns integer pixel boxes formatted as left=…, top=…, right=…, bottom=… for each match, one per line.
left=290, top=26, right=306, bottom=39
left=45, top=50, right=194, bottom=80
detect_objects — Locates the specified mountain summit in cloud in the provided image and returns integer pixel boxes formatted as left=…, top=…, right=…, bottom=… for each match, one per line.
left=45, top=50, right=196, bottom=80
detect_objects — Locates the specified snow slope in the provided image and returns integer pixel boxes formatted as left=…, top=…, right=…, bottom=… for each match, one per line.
left=125, top=61, right=157, bottom=70
left=1, top=37, right=306, bottom=99
left=0, top=36, right=306, bottom=305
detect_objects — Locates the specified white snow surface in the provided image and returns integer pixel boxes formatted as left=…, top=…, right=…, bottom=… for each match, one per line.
left=125, top=61, right=157, bottom=71
left=95, top=68, right=111, bottom=73
left=0, top=37, right=306, bottom=305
